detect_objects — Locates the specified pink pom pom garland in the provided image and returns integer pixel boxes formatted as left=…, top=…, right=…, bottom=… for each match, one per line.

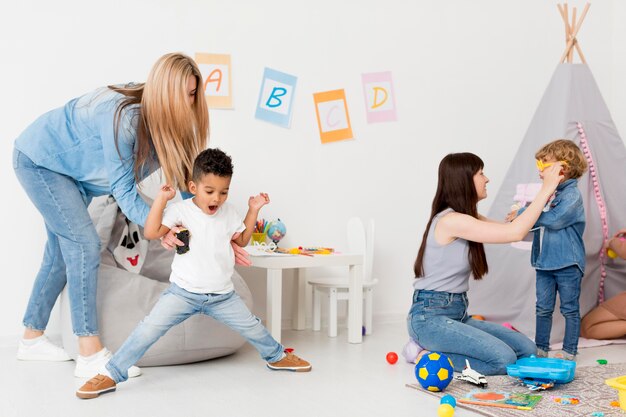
left=577, top=122, right=608, bottom=303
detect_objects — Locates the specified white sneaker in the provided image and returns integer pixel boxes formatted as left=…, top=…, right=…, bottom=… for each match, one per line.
left=17, top=335, right=72, bottom=361
left=74, top=348, right=142, bottom=378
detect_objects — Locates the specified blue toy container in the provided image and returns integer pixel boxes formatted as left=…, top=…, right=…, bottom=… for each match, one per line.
left=506, top=357, right=576, bottom=384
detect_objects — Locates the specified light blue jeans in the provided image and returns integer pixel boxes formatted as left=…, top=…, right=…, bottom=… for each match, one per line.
left=13, top=148, right=100, bottom=336
left=407, top=290, right=536, bottom=375
left=535, top=266, right=583, bottom=356
left=106, top=283, right=285, bottom=383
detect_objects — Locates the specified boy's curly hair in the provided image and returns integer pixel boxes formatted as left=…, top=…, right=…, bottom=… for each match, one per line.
left=192, top=148, right=234, bottom=181
left=535, top=139, right=588, bottom=179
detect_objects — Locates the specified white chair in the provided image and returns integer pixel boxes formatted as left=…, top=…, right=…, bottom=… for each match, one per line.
left=308, top=217, right=378, bottom=337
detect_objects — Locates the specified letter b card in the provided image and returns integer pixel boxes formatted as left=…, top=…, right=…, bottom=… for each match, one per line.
left=255, top=67, right=297, bottom=128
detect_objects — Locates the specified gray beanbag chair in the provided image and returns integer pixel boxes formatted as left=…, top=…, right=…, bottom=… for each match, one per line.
left=60, top=195, right=252, bottom=366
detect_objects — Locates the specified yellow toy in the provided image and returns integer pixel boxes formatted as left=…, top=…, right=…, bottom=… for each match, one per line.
left=605, top=375, right=626, bottom=411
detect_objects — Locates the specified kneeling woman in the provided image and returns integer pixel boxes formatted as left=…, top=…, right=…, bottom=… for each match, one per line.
left=408, top=152, right=562, bottom=375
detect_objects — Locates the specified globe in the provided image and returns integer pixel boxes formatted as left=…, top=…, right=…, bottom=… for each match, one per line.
left=267, top=219, right=287, bottom=245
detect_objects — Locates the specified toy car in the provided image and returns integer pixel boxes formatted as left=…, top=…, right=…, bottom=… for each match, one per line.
left=455, top=359, right=488, bottom=388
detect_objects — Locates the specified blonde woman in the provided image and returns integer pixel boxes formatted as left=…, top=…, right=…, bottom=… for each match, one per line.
left=13, top=52, right=248, bottom=377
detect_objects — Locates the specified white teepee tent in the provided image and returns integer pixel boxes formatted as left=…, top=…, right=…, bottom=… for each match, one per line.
left=468, top=3, right=626, bottom=344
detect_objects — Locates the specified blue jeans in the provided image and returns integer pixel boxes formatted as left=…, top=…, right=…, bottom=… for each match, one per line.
left=535, top=266, right=583, bottom=356
left=13, top=148, right=100, bottom=336
left=106, top=283, right=285, bottom=383
left=407, top=290, right=536, bottom=375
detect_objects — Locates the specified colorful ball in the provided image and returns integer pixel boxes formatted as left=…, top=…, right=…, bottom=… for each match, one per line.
left=437, top=404, right=455, bottom=417
left=440, top=394, right=456, bottom=408
left=386, top=351, right=398, bottom=364
left=415, top=351, right=454, bottom=392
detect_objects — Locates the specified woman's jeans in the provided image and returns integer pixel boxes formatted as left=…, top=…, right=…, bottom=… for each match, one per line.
left=407, top=290, right=536, bottom=375
left=107, top=283, right=285, bottom=383
left=535, top=266, right=583, bottom=356
left=13, top=148, right=100, bottom=336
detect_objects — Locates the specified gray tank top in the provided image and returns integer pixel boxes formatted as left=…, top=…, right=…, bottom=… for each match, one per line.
left=413, top=208, right=471, bottom=293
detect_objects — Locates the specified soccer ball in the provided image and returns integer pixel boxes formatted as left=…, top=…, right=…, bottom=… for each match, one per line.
left=415, top=351, right=454, bottom=392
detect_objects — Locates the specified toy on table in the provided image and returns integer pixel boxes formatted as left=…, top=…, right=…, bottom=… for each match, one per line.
left=276, top=246, right=334, bottom=256
left=415, top=351, right=454, bottom=392
left=605, top=374, right=626, bottom=411
left=251, top=219, right=268, bottom=244
left=386, top=351, right=398, bottom=365
left=507, top=356, right=576, bottom=391
left=266, top=219, right=286, bottom=246
left=175, top=229, right=190, bottom=255
left=455, top=359, right=488, bottom=388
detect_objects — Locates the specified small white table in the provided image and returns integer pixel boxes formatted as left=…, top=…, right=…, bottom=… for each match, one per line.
left=249, top=253, right=364, bottom=343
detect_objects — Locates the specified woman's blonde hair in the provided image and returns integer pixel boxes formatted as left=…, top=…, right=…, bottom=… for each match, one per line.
left=535, top=139, right=588, bottom=179
left=110, top=52, right=209, bottom=192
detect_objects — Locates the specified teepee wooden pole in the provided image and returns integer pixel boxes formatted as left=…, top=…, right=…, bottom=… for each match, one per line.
left=559, top=3, right=590, bottom=63
left=574, top=39, right=587, bottom=63
left=569, top=7, right=577, bottom=62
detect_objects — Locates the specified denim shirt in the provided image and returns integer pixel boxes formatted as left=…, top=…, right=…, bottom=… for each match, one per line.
left=14, top=87, right=156, bottom=226
left=519, top=178, right=586, bottom=273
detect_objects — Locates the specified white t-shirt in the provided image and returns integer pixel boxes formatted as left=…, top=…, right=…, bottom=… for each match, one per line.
left=161, top=199, right=245, bottom=294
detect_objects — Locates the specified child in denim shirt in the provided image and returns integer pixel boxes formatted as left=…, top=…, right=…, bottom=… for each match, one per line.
left=510, top=139, right=587, bottom=360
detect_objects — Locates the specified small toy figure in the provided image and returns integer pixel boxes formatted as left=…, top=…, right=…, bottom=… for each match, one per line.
left=455, top=359, right=488, bottom=389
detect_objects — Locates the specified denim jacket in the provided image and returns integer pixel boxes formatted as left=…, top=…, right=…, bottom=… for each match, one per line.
left=519, top=178, right=586, bottom=273
left=14, top=86, right=156, bottom=226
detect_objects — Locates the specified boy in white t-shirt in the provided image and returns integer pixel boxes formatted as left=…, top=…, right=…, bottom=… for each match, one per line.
left=77, top=148, right=311, bottom=399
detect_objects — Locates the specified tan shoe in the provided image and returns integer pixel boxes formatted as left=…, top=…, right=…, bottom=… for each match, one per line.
left=267, top=352, right=312, bottom=372
left=76, top=374, right=117, bottom=399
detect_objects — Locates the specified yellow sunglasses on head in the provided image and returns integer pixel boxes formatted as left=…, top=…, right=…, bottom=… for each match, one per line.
left=536, top=159, right=568, bottom=172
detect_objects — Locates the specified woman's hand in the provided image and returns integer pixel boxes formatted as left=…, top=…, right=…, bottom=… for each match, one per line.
left=540, top=163, right=564, bottom=192
left=231, top=237, right=252, bottom=266
left=161, top=225, right=185, bottom=250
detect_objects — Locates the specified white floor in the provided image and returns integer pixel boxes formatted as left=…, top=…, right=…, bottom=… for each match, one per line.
left=1, top=321, right=625, bottom=417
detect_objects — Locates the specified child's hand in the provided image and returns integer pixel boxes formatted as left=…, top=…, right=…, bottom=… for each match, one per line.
left=505, top=210, right=519, bottom=222
left=249, top=193, right=270, bottom=211
left=158, top=185, right=176, bottom=201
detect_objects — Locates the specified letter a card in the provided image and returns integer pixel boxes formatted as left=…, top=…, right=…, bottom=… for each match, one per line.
left=195, top=53, right=233, bottom=109
left=313, top=89, right=353, bottom=144
left=362, top=71, right=397, bottom=123
left=255, top=68, right=297, bottom=128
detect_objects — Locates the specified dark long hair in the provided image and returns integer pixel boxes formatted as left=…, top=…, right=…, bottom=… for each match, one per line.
left=413, top=152, right=488, bottom=280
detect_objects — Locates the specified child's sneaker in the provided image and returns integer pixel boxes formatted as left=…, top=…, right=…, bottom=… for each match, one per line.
left=536, top=348, right=549, bottom=358
left=16, top=335, right=71, bottom=361
left=76, top=374, right=117, bottom=399
left=74, top=347, right=142, bottom=378
left=267, top=352, right=311, bottom=372
left=554, top=351, right=577, bottom=361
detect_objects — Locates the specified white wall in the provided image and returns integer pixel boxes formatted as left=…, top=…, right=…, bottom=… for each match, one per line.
left=1, top=0, right=624, bottom=339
